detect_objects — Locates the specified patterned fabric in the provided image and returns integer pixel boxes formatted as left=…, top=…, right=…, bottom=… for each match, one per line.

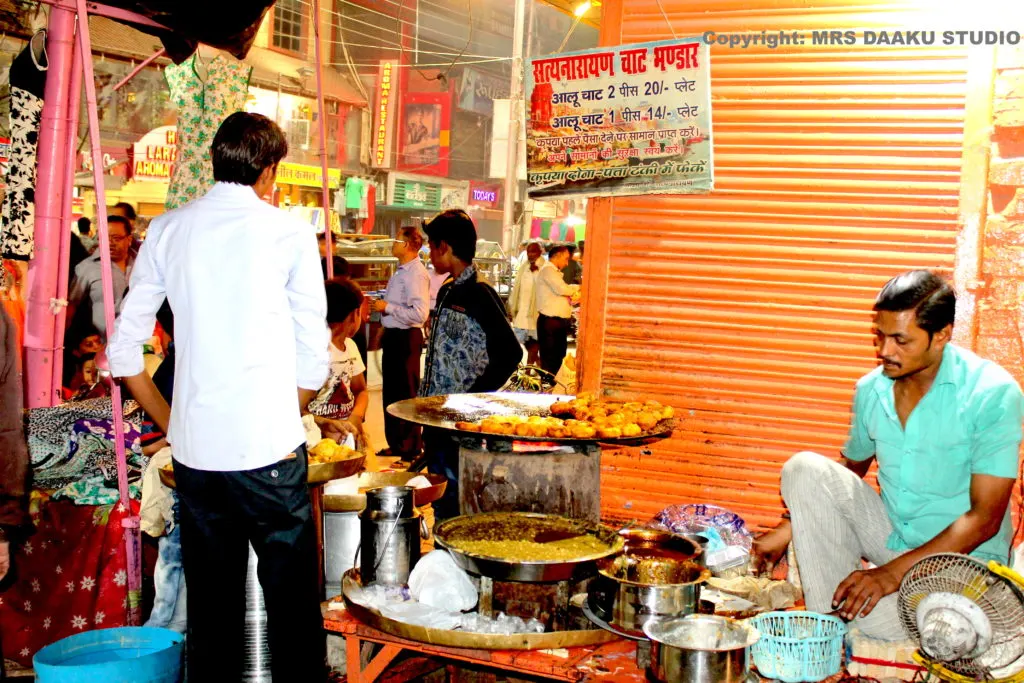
left=1, top=81, right=44, bottom=259
left=0, top=494, right=138, bottom=666
left=28, top=398, right=145, bottom=505
left=421, top=266, right=498, bottom=397
left=164, top=54, right=252, bottom=210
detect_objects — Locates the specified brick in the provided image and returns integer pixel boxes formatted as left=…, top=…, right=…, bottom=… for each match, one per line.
left=989, top=157, right=1024, bottom=185
left=984, top=216, right=1024, bottom=247
left=997, top=44, right=1024, bottom=71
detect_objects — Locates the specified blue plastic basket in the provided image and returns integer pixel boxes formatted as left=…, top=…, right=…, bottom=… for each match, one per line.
left=33, top=626, right=184, bottom=683
left=750, top=612, right=847, bottom=683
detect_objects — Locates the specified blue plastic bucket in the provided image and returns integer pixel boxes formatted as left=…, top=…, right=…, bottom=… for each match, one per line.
left=33, top=626, right=184, bottom=683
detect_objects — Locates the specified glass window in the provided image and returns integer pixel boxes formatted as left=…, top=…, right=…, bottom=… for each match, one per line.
left=273, top=0, right=305, bottom=54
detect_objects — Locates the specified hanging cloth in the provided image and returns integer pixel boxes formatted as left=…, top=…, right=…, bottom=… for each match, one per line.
left=164, top=52, right=252, bottom=210
left=1, top=32, right=48, bottom=260
left=361, top=184, right=376, bottom=234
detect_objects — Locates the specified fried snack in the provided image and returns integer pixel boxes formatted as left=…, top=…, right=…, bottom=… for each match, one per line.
left=308, top=439, right=358, bottom=464
left=570, top=423, right=597, bottom=439
left=550, top=401, right=575, bottom=417
left=636, top=412, right=661, bottom=431
left=623, top=423, right=642, bottom=437
left=597, top=426, right=622, bottom=439
left=661, top=405, right=675, bottom=419
left=456, top=421, right=482, bottom=432
left=623, top=402, right=644, bottom=411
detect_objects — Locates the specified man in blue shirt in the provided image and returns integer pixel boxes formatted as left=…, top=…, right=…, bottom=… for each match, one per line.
left=370, top=226, right=430, bottom=459
left=753, top=270, right=1023, bottom=640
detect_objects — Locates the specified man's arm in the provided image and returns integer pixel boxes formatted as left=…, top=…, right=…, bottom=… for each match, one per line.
left=834, top=473, right=1015, bottom=620
left=287, top=227, right=331, bottom=399
left=107, top=234, right=170, bottom=433
left=539, top=265, right=576, bottom=298
left=834, top=379, right=1023, bottom=620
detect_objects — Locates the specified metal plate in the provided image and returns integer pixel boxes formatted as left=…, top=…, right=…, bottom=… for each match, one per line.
left=323, top=472, right=447, bottom=512
left=158, top=451, right=366, bottom=489
left=341, top=569, right=617, bottom=650
left=386, top=392, right=675, bottom=444
left=434, top=512, right=625, bottom=583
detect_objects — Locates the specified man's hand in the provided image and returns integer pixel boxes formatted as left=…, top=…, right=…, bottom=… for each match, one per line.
left=315, top=416, right=360, bottom=443
left=833, top=565, right=902, bottom=620
left=371, top=299, right=388, bottom=314
left=0, top=541, right=10, bottom=582
left=751, top=520, right=791, bottom=577
left=142, top=438, right=169, bottom=457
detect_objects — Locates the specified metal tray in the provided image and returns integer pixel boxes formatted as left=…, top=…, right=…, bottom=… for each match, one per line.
left=323, top=471, right=447, bottom=512
left=158, top=451, right=365, bottom=489
left=433, top=512, right=625, bottom=582
left=386, top=392, right=675, bottom=444
left=341, top=569, right=617, bottom=650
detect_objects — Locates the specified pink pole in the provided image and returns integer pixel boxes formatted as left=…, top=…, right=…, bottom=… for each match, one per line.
left=312, top=0, right=333, bottom=279
left=24, top=6, right=75, bottom=408
left=74, top=0, right=141, bottom=624
left=51, top=22, right=85, bottom=402
left=113, top=48, right=165, bottom=92
left=40, top=0, right=167, bottom=30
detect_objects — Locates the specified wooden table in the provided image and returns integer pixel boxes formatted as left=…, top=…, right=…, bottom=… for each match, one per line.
left=323, top=605, right=646, bottom=683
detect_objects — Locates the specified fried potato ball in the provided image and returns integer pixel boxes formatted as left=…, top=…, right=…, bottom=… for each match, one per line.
left=597, top=426, right=623, bottom=439
left=570, top=424, right=597, bottom=439
left=623, top=423, right=642, bottom=437
left=456, top=421, right=482, bottom=432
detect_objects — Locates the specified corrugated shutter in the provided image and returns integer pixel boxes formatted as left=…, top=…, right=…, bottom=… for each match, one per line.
left=590, top=1, right=970, bottom=530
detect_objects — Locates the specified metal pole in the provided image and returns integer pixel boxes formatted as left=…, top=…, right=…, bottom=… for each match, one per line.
left=112, top=48, right=165, bottom=92
left=74, top=0, right=141, bottom=624
left=312, top=0, right=334, bottom=279
left=24, top=6, right=75, bottom=408
left=501, top=0, right=528, bottom=253
left=51, top=18, right=85, bottom=403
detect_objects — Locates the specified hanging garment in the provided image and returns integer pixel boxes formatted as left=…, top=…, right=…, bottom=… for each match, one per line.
left=0, top=494, right=139, bottom=667
left=1, top=36, right=48, bottom=260
left=164, top=53, right=252, bottom=210
left=362, top=184, right=376, bottom=234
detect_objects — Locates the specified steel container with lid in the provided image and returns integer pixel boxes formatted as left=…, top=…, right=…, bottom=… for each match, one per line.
left=359, top=486, right=426, bottom=586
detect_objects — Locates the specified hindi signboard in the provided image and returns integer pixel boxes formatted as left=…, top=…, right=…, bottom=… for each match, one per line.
left=526, top=39, right=712, bottom=200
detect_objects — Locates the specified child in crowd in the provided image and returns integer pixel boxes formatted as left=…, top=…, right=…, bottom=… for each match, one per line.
left=306, top=277, right=369, bottom=444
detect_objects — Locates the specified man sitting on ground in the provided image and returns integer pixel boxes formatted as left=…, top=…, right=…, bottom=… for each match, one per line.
left=753, top=270, right=1023, bottom=640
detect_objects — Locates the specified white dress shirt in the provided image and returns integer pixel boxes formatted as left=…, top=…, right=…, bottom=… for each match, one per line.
left=107, top=182, right=330, bottom=472
left=535, top=262, right=577, bottom=319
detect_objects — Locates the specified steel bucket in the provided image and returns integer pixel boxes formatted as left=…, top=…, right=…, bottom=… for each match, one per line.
left=644, top=615, right=759, bottom=683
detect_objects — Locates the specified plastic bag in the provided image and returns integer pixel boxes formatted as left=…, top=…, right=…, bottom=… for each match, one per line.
left=651, top=503, right=753, bottom=553
left=408, top=550, right=478, bottom=612
left=379, top=602, right=463, bottom=630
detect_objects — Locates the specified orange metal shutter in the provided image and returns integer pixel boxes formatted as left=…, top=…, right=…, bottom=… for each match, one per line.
left=590, top=1, right=970, bottom=530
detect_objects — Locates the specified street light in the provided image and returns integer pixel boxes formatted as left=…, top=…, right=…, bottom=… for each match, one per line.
left=558, top=1, right=595, bottom=53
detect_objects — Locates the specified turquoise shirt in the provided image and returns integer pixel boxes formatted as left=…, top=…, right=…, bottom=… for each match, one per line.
left=843, top=344, right=1023, bottom=563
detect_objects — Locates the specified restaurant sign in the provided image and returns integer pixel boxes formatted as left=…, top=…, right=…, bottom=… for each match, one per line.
left=372, top=60, right=399, bottom=168
left=468, top=182, right=502, bottom=209
left=132, top=126, right=177, bottom=182
left=526, top=38, right=713, bottom=200
left=276, top=162, right=342, bottom=189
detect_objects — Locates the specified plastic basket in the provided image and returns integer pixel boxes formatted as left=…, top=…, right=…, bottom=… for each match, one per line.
left=750, top=612, right=847, bottom=683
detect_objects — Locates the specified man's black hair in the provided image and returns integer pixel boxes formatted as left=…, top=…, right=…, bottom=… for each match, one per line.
left=873, top=270, right=955, bottom=337
left=212, top=112, right=289, bottom=186
left=106, top=215, right=132, bottom=236
left=325, top=277, right=364, bottom=324
left=112, top=202, right=137, bottom=220
left=548, top=244, right=570, bottom=259
left=423, top=209, right=477, bottom=264
left=577, top=240, right=584, bottom=254
left=77, top=217, right=91, bottom=233
left=565, top=244, right=576, bottom=256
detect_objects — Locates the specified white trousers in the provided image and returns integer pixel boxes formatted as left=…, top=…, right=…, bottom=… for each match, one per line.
left=781, top=451, right=909, bottom=640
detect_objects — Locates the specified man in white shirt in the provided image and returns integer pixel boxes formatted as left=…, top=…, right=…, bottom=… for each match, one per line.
left=370, top=226, right=430, bottom=459
left=534, top=245, right=580, bottom=377
left=507, top=241, right=544, bottom=366
left=106, top=113, right=330, bottom=683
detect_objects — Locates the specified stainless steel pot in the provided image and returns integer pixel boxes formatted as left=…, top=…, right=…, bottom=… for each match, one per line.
left=644, top=615, right=760, bottom=683
left=589, top=530, right=711, bottom=635
left=359, top=512, right=426, bottom=586
left=365, top=486, right=415, bottom=518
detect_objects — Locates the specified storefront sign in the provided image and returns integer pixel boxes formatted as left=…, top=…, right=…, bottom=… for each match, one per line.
left=458, top=68, right=509, bottom=116
left=398, top=92, right=451, bottom=177
left=79, top=146, right=129, bottom=177
left=276, top=162, right=342, bottom=189
left=468, top=182, right=501, bottom=209
left=132, top=126, right=177, bottom=182
left=526, top=39, right=713, bottom=200
left=390, top=178, right=442, bottom=211
left=373, top=60, right=399, bottom=168
left=440, top=184, right=468, bottom=211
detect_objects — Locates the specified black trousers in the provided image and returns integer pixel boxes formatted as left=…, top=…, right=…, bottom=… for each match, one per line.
left=382, top=327, right=424, bottom=457
left=423, top=427, right=460, bottom=523
left=174, top=447, right=326, bottom=683
left=537, top=313, right=571, bottom=377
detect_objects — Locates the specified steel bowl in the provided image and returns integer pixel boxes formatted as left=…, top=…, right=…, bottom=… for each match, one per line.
left=588, top=531, right=710, bottom=636
left=433, top=512, right=624, bottom=582
left=644, top=615, right=760, bottom=683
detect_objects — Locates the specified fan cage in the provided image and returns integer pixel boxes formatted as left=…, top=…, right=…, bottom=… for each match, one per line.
left=897, top=553, right=1024, bottom=677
